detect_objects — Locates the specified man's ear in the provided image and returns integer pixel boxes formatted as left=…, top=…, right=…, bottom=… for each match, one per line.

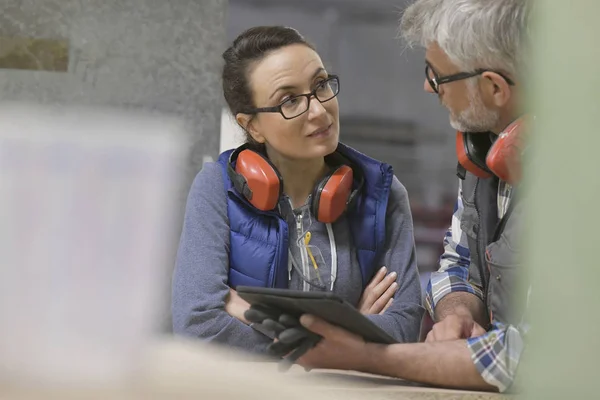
left=481, top=71, right=513, bottom=108
left=235, top=113, right=265, bottom=144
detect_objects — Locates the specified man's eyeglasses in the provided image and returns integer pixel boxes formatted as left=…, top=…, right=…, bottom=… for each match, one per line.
left=425, top=63, right=515, bottom=94
left=243, top=75, right=340, bottom=120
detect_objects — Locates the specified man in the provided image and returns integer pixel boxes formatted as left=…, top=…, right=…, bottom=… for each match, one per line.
left=293, top=0, right=532, bottom=392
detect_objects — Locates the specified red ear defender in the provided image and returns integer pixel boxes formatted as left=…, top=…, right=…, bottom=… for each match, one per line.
left=456, top=117, right=527, bottom=185
left=233, top=149, right=282, bottom=211
left=485, top=119, right=526, bottom=185
left=311, top=165, right=354, bottom=224
left=456, top=131, right=493, bottom=179
left=228, top=144, right=362, bottom=222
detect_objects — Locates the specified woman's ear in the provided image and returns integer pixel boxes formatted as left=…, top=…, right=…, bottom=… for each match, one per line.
left=235, top=113, right=265, bottom=144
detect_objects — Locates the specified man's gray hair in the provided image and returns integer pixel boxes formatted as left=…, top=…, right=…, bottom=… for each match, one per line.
left=399, top=0, right=531, bottom=78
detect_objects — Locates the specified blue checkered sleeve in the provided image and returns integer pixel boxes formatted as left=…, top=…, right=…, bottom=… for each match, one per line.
left=467, top=323, right=526, bottom=392
left=425, top=181, right=484, bottom=317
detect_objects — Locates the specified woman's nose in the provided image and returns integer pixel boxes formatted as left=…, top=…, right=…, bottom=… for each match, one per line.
left=307, top=96, right=327, bottom=119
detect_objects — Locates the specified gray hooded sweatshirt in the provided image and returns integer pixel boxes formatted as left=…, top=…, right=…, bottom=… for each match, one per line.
left=172, top=162, right=424, bottom=353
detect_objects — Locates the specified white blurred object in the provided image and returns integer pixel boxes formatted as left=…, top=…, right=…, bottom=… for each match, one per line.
left=0, top=103, right=188, bottom=387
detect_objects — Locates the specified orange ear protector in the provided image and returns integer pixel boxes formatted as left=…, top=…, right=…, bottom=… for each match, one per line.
left=227, top=144, right=363, bottom=223
left=456, top=118, right=526, bottom=185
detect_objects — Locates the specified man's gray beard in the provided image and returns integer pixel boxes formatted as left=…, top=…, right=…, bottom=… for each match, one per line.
left=450, top=81, right=500, bottom=133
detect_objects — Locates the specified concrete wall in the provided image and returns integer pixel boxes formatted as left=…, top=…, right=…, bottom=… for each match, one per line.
left=0, top=0, right=227, bottom=191
left=226, top=0, right=458, bottom=207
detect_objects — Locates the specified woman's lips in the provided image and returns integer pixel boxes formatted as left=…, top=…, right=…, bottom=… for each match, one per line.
left=308, top=123, right=333, bottom=138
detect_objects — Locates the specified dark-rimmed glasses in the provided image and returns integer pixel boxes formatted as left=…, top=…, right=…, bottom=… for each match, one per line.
left=426, top=63, right=515, bottom=93
left=242, top=75, right=340, bottom=120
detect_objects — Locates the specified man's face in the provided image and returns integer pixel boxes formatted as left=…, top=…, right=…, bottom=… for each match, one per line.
left=425, top=43, right=500, bottom=133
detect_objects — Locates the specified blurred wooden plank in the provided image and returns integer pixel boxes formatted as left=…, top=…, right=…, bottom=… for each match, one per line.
left=0, top=37, right=69, bottom=72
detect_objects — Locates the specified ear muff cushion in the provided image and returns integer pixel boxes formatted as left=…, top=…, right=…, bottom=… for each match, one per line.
left=312, top=165, right=353, bottom=224
left=456, top=132, right=493, bottom=179
left=235, top=150, right=282, bottom=210
left=486, top=120, right=524, bottom=185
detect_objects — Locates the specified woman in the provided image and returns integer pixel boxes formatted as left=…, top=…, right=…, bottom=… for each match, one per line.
left=172, top=26, right=423, bottom=353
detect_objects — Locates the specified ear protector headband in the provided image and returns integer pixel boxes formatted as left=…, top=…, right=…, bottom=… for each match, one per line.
left=226, top=144, right=364, bottom=223
left=456, top=117, right=526, bottom=185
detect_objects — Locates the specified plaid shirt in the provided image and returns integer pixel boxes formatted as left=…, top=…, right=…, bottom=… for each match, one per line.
left=425, top=179, right=527, bottom=393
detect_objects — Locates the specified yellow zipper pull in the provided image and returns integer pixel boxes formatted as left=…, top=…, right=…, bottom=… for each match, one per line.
left=304, top=232, right=323, bottom=285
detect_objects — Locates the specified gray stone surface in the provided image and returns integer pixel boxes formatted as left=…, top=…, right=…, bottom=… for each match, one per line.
left=0, top=0, right=226, bottom=183
left=0, top=0, right=227, bottom=330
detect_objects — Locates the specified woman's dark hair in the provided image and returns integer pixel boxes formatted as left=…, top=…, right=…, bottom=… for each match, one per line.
left=222, top=26, right=315, bottom=147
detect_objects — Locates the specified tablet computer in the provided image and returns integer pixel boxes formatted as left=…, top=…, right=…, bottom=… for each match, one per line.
left=236, top=286, right=398, bottom=344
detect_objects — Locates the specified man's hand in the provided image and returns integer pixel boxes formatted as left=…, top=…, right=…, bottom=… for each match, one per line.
left=427, top=292, right=489, bottom=342
left=358, top=266, right=398, bottom=315
left=225, top=288, right=251, bottom=324
left=433, top=292, right=489, bottom=327
left=425, top=313, right=486, bottom=342
left=296, top=314, right=372, bottom=371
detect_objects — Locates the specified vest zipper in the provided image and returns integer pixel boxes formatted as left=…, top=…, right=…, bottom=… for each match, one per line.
left=296, top=212, right=310, bottom=292
left=472, top=178, right=490, bottom=314
left=491, top=192, right=517, bottom=243
left=272, top=215, right=288, bottom=288
left=267, top=203, right=287, bottom=288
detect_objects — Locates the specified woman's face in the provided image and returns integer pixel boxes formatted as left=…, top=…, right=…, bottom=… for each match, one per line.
left=239, top=44, right=340, bottom=161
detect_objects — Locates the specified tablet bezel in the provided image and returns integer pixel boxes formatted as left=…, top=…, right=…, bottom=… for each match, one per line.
left=236, top=286, right=398, bottom=344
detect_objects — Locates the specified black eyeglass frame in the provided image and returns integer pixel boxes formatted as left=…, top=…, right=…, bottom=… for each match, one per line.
left=425, top=62, right=515, bottom=93
left=241, top=75, right=340, bottom=120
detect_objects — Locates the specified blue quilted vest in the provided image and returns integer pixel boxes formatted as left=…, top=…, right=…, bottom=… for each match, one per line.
left=217, top=142, right=394, bottom=289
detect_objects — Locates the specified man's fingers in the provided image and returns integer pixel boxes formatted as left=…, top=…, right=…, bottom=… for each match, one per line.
left=300, top=314, right=343, bottom=339
left=425, top=329, right=435, bottom=342
left=429, top=319, right=465, bottom=342
left=470, top=322, right=487, bottom=338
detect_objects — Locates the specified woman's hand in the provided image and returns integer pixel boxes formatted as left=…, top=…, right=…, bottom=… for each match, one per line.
left=225, top=288, right=251, bottom=324
left=357, top=266, right=398, bottom=315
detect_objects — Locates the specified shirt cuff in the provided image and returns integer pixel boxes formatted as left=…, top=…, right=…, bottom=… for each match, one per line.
left=467, top=326, right=524, bottom=392
left=425, top=274, right=484, bottom=317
